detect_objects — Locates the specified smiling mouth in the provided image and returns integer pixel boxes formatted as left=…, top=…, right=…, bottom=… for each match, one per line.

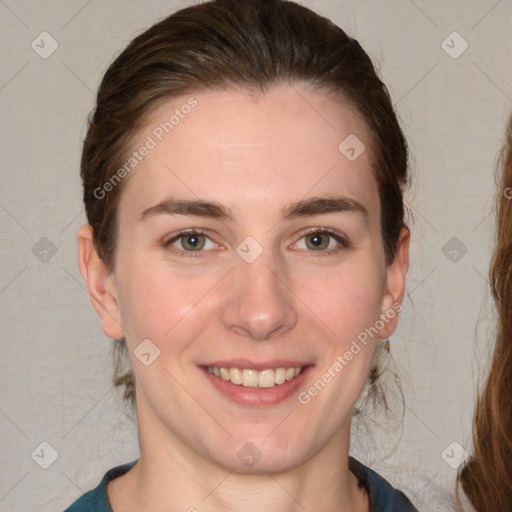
left=204, top=366, right=304, bottom=388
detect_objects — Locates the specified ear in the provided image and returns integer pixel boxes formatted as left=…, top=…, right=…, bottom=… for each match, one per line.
left=77, top=224, right=125, bottom=339
left=378, top=226, right=410, bottom=339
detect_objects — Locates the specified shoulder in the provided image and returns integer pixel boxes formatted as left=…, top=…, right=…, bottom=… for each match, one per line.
left=349, top=457, right=419, bottom=512
left=62, top=460, right=137, bottom=512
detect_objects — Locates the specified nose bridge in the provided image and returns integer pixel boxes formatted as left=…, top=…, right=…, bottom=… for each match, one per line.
left=221, top=242, right=298, bottom=340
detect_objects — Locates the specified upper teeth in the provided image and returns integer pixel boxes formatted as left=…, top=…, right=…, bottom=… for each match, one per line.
left=206, top=366, right=302, bottom=388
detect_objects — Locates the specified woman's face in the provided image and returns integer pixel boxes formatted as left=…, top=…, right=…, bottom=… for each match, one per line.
left=93, top=84, right=408, bottom=472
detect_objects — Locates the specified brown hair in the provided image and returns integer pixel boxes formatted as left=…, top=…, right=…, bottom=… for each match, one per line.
left=458, top=117, right=512, bottom=511
left=80, top=0, right=409, bottom=403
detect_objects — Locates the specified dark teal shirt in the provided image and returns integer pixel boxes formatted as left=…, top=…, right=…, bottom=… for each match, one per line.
left=63, top=457, right=418, bottom=511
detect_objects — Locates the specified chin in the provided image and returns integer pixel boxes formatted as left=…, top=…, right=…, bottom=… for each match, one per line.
left=207, top=435, right=312, bottom=475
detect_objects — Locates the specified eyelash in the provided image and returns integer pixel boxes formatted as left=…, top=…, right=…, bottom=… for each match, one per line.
left=162, top=227, right=349, bottom=258
left=162, top=229, right=218, bottom=258
left=295, top=227, right=349, bottom=255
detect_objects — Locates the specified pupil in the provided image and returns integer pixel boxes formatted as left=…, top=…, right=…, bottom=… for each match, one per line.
left=311, top=234, right=322, bottom=246
left=182, top=233, right=205, bottom=251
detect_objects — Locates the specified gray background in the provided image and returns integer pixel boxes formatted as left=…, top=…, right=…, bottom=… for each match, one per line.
left=1, top=1, right=510, bottom=510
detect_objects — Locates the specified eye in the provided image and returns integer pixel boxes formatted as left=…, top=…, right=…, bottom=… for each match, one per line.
left=293, top=229, right=348, bottom=253
left=164, top=230, right=219, bottom=255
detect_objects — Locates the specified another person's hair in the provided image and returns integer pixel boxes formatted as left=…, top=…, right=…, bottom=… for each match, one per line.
left=80, top=0, right=408, bottom=404
left=458, top=117, right=512, bottom=511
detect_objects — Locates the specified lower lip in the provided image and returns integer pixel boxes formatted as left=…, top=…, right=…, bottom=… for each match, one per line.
left=200, top=366, right=313, bottom=406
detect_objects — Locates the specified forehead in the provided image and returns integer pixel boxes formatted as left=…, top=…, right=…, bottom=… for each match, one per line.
left=118, top=84, right=379, bottom=222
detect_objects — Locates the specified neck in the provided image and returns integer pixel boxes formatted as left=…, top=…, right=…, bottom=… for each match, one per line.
left=108, top=400, right=368, bottom=512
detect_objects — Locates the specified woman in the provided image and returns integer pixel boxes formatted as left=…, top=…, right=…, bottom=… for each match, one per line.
left=64, top=0, right=415, bottom=510
left=457, top=117, right=512, bottom=511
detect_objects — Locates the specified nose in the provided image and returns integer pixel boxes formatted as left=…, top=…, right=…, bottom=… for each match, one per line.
left=221, top=249, right=298, bottom=341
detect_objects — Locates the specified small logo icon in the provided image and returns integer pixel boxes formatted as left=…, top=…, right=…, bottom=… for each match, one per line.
left=236, top=236, right=263, bottom=264
left=32, top=236, right=58, bottom=263
left=31, top=32, right=59, bottom=59
left=442, top=236, right=468, bottom=263
left=134, top=338, right=160, bottom=366
left=441, top=32, right=468, bottom=59
left=338, top=134, right=366, bottom=162
left=31, top=441, right=58, bottom=469
left=236, top=442, right=262, bottom=468
left=441, top=441, right=468, bottom=469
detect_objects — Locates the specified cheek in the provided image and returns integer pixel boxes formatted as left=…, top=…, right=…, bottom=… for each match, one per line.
left=293, top=260, right=386, bottom=342
left=294, top=265, right=386, bottom=427
left=115, top=257, right=223, bottom=349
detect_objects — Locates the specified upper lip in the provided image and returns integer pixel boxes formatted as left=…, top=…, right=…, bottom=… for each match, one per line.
left=200, top=359, right=312, bottom=371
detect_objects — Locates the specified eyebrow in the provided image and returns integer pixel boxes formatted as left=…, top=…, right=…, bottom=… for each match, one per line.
left=139, top=199, right=234, bottom=222
left=282, top=196, right=368, bottom=221
left=138, top=196, right=368, bottom=222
